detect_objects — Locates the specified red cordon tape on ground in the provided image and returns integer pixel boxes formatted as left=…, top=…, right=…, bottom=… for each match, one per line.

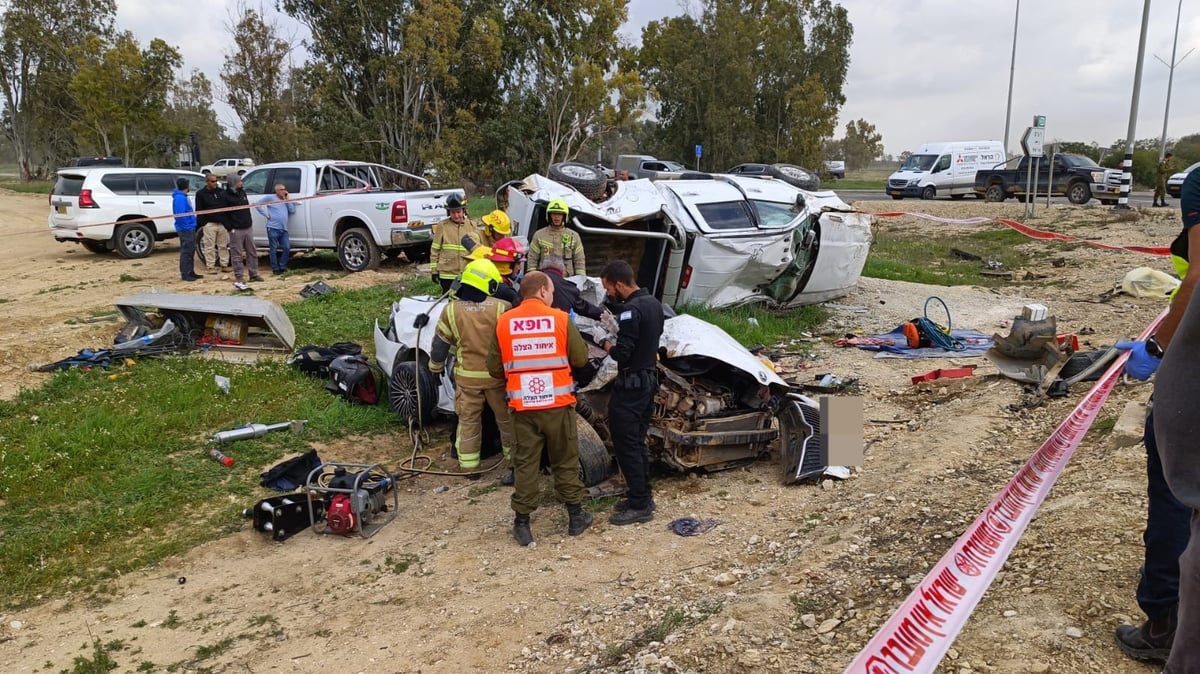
left=873, top=212, right=1170, bottom=257
left=841, top=307, right=1167, bottom=674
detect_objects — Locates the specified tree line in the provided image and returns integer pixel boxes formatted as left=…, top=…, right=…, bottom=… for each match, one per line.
left=0, top=0, right=887, bottom=187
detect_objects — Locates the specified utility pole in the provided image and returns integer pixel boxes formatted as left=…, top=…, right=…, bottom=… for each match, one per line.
left=1116, top=0, right=1152, bottom=210
left=1156, top=0, right=1193, bottom=160
left=1002, top=0, right=1020, bottom=157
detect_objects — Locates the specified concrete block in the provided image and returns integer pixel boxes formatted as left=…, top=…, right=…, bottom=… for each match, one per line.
left=1111, top=400, right=1149, bottom=448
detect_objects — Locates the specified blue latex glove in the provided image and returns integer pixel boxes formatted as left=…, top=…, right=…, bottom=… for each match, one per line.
left=1115, top=341, right=1162, bottom=381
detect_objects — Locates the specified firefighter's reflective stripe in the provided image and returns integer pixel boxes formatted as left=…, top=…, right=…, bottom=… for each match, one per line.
left=496, top=300, right=575, bottom=411
left=443, top=299, right=507, bottom=380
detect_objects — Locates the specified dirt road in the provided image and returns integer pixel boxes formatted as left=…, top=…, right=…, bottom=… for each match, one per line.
left=0, top=192, right=1181, bottom=673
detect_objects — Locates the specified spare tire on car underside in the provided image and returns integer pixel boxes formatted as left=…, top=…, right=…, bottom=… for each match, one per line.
left=768, top=163, right=821, bottom=191
left=548, top=162, right=607, bottom=199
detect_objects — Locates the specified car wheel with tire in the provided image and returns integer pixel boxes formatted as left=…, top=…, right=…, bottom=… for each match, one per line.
left=768, top=164, right=821, bottom=191
left=921, top=185, right=936, bottom=200
left=548, top=162, right=606, bottom=199
left=389, top=359, right=437, bottom=424
left=114, top=221, right=155, bottom=259
left=576, top=413, right=612, bottom=487
left=984, top=184, right=1006, bottom=202
left=1066, top=181, right=1092, bottom=205
left=336, top=227, right=381, bottom=272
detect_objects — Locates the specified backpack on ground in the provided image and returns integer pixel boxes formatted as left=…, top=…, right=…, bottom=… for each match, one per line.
left=325, top=354, right=386, bottom=405
left=288, top=342, right=362, bottom=378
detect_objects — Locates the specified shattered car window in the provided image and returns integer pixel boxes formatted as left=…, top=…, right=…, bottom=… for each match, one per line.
left=751, top=200, right=800, bottom=228
left=695, top=201, right=755, bottom=230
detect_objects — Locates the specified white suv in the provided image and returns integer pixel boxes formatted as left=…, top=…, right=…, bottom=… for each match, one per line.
left=200, top=157, right=255, bottom=179
left=48, top=167, right=207, bottom=258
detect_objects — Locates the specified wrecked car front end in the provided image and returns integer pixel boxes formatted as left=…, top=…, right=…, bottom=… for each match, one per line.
left=375, top=292, right=830, bottom=485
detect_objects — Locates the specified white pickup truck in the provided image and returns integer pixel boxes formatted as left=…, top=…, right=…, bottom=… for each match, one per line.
left=239, top=160, right=464, bottom=272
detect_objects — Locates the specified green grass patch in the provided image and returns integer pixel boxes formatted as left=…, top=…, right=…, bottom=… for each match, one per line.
left=467, top=196, right=498, bottom=219
left=602, top=601, right=723, bottom=666
left=0, top=283, right=433, bottom=610
left=678, top=303, right=826, bottom=348
left=117, top=274, right=141, bottom=283
left=0, top=179, right=53, bottom=195
left=863, top=227, right=1034, bottom=286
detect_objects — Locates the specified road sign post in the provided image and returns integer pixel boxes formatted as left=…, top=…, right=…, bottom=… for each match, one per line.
left=695, top=144, right=703, bottom=171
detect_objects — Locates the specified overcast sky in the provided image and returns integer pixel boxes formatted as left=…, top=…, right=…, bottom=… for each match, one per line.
left=119, top=0, right=1200, bottom=160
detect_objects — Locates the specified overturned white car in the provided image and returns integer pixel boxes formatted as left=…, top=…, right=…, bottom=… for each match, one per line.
left=502, top=170, right=873, bottom=309
left=375, top=290, right=831, bottom=486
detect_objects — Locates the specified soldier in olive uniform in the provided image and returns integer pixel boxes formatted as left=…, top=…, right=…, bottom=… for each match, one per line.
left=1156, top=152, right=1177, bottom=207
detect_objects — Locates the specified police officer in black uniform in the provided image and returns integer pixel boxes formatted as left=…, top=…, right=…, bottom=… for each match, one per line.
left=599, top=260, right=665, bottom=525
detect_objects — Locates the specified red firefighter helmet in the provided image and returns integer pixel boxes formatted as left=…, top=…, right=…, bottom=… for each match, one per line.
left=487, top=237, right=525, bottom=265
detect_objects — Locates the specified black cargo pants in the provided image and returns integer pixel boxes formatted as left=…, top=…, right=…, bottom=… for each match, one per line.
left=608, top=369, right=657, bottom=509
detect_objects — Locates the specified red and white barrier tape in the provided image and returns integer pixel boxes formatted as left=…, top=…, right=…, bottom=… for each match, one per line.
left=872, top=211, right=1170, bottom=257
left=842, top=308, right=1166, bottom=674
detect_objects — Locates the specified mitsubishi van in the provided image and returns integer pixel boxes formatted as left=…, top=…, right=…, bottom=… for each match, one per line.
left=886, top=141, right=1006, bottom=200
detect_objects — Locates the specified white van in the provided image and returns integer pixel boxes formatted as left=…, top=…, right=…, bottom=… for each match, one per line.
left=886, top=140, right=1005, bottom=200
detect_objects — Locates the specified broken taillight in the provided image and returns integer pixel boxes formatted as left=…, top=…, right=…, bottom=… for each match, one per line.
left=78, top=189, right=98, bottom=208
left=680, top=265, right=693, bottom=289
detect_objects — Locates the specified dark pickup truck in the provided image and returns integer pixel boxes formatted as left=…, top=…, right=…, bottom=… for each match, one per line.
left=974, top=153, right=1123, bottom=205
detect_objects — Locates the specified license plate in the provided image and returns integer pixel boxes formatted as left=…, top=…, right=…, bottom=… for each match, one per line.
left=56, top=205, right=67, bottom=214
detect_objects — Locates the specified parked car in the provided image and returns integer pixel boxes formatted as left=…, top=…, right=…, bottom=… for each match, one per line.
left=48, top=167, right=207, bottom=258
left=615, top=154, right=687, bottom=181
left=726, top=163, right=821, bottom=191
left=238, top=160, right=464, bottom=272
left=375, top=294, right=830, bottom=485
left=503, top=170, right=872, bottom=310
left=65, top=156, right=124, bottom=167
left=1168, top=161, right=1200, bottom=199
left=200, top=157, right=255, bottom=179
left=823, top=160, right=846, bottom=179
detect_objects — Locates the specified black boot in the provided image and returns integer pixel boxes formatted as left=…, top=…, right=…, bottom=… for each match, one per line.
left=512, top=513, right=534, bottom=546
left=566, top=504, right=593, bottom=536
left=614, top=497, right=656, bottom=513
left=499, top=469, right=515, bottom=487
left=1115, top=610, right=1176, bottom=662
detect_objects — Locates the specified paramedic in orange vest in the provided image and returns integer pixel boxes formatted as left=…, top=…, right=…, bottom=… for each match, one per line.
left=488, top=271, right=592, bottom=546
left=429, top=258, right=514, bottom=474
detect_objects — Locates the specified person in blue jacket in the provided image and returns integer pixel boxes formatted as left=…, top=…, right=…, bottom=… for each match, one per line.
left=173, top=177, right=201, bottom=282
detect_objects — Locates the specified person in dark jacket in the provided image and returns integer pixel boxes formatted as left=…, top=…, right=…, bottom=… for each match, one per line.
left=224, top=176, right=261, bottom=289
left=1115, top=168, right=1200, bottom=666
left=598, top=260, right=664, bottom=526
left=195, top=174, right=230, bottom=273
left=539, top=256, right=603, bottom=320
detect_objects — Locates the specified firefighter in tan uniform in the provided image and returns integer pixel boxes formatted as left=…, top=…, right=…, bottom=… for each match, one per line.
left=430, top=194, right=479, bottom=292
left=488, top=271, right=592, bottom=546
left=527, top=199, right=585, bottom=276
left=429, top=259, right=514, bottom=473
